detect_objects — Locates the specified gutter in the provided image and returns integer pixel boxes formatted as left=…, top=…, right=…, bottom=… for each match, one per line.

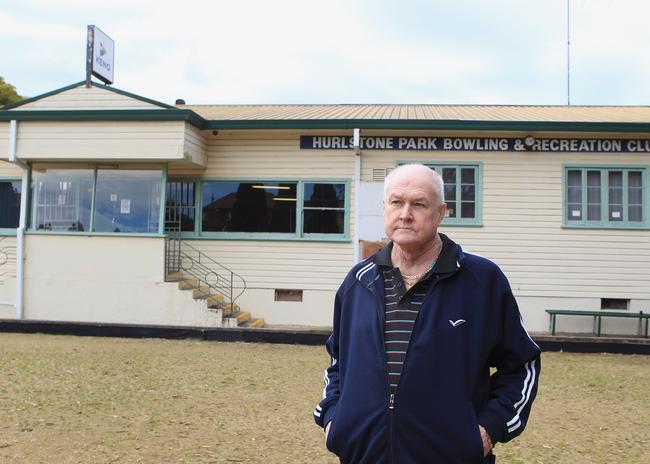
left=8, top=120, right=26, bottom=319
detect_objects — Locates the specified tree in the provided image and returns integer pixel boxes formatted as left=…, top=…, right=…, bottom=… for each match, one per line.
left=0, top=76, right=24, bottom=106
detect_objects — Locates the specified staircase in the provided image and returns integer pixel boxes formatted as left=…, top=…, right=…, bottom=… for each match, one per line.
left=164, top=206, right=264, bottom=329
left=165, top=270, right=265, bottom=328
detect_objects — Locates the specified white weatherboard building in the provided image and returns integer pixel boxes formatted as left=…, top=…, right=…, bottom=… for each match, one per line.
left=1, top=82, right=649, bottom=334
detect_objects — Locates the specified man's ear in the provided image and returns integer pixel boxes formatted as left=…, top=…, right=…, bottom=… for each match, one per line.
left=437, top=203, right=448, bottom=222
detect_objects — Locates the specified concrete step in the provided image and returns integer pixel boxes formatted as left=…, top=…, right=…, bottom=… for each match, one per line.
left=166, top=271, right=184, bottom=282
left=206, top=293, right=226, bottom=308
left=236, top=311, right=251, bottom=325
left=178, top=278, right=199, bottom=290
left=192, top=286, right=212, bottom=299
left=243, top=317, right=265, bottom=328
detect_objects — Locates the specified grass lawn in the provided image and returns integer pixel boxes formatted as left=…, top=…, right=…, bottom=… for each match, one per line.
left=0, top=333, right=648, bottom=463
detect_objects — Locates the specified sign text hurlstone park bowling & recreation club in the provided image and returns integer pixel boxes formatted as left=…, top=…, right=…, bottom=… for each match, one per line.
left=300, top=136, right=650, bottom=152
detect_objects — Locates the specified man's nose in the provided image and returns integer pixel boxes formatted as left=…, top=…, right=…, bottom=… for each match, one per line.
left=398, top=205, right=413, bottom=220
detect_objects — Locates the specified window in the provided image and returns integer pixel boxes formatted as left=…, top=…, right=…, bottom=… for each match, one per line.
left=303, top=182, right=346, bottom=234
left=564, top=167, right=647, bottom=228
left=31, top=169, right=93, bottom=231
left=94, top=170, right=161, bottom=233
left=0, top=180, right=21, bottom=229
left=166, top=181, right=196, bottom=232
left=601, top=298, right=629, bottom=310
left=199, top=180, right=348, bottom=238
left=275, top=289, right=303, bottom=302
left=30, top=166, right=163, bottom=234
left=399, top=162, right=482, bottom=226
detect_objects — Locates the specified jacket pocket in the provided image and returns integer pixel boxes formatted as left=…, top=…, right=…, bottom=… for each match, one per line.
left=466, top=402, right=487, bottom=463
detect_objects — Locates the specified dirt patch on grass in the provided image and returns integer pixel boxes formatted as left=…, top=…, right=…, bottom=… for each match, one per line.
left=0, top=333, right=648, bottom=463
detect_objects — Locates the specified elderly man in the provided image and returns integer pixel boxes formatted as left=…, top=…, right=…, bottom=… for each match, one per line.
left=314, top=164, right=540, bottom=463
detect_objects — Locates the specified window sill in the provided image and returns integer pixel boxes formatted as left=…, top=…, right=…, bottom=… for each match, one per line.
left=178, top=233, right=351, bottom=243
left=26, top=231, right=166, bottom=238
left=562, top=224, right=649, bottom=231
left=440, top=222, right=483, bottom=227
left=0, top=229, right=18, bottom=237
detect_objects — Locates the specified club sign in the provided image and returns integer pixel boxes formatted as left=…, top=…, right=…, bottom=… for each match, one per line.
left=300, top=135, right=650, bottom=153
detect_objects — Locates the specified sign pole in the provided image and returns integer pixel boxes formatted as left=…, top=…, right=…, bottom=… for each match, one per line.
left=85, top=25, right=94, bottom=87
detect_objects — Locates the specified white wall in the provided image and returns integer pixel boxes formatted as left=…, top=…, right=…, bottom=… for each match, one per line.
left=23, top=235, right=219, bottom=327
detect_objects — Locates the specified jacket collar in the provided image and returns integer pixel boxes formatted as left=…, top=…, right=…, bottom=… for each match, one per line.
left=371, top=233, right=462, bottom=276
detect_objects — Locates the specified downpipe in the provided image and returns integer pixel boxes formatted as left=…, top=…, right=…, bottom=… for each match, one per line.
left=8, top=119, right=26, bottom=319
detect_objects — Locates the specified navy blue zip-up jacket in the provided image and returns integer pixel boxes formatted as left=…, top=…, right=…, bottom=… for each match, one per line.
left=314, top=235, right=541, bottom=464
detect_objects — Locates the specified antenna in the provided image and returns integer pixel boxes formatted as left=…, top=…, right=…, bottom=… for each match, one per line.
left=567, top=0, right=571, bottom=105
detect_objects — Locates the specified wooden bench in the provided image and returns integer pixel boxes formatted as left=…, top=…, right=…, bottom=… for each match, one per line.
left=546, top=309, right=650, bottom=338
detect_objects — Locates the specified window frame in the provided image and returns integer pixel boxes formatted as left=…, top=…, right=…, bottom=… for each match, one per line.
left=396, top=161, right=483, bottom=226
left=562, top=164, right=649, bottom=230
left=0, top=176, right=23, bottom=236
left=26, top=163, right=167, bottom=237
left=172, top=177, right=351, bottom=242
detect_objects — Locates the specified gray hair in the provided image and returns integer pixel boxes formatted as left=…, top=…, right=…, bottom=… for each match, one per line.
left=383, top=164, right=445, bottom=205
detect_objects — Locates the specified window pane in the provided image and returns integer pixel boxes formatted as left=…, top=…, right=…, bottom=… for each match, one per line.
left=166, top=181, right=195, bottom=232
left=567, top=170, right=582, bottom=221
left=586, top=171, right=601, bottom=220
left=628, top=187, right=643, bottom=205
left=629, top=205, right=642, bottom=222
left=568, top=170, right=582, bottom=186
left=445, top=201, right=457, bottom=218
left=31, top=169, right=93, bottom=231
left=627, top=172, right=643, bottom=222
left=608, top=171, right=623, bottom=203
left=461, top=185, right=475, bottom=202
left=461, top=202, right=475, bottom=218
left=304, top=183, right=345, bottom=208
left=444, top=184, right=456, bottom=202
left=303, top=210, right=344, bottom=234
left=608, top=171, right=623, bottom=221
left=587, top=205, right=601, bottom=221
left=628, top=171, right=642, bottom=188
left=441, top=168, right=457, bottom=214
left=94, top=170, right=162, bottom=233
left=0, top=181, right=21, bottom=228
left=459, top=168, right=476, bottom=219
left=461, top=168, right=475, bottom=185
left=202, top=182, right=297, bottom=233
left=567, top=170, right=582, bottom=204
left=442, top=168, right=456, bottom=185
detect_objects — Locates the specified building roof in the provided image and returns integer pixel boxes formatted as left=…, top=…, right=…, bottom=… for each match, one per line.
left=184, top=104, right=650, bottom=123
left=2, top=81, right=650, bottom=132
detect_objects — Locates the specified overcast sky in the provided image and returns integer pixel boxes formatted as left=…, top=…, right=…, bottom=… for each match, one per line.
left=1, top=0, right=649, bottom=106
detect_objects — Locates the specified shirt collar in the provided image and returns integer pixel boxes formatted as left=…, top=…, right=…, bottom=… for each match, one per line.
left=373, top=233, right=459, bottom=274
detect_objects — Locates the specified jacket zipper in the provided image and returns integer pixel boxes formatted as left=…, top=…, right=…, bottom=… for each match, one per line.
left=385, top=273, right=453, bottom=463
left=367, top=271, right=455, bottom=464
left=389, top=393, right=396, bottom=463
left=365, top=276, right=395, bottom=463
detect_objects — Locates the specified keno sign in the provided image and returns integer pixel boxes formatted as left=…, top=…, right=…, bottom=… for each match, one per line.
left=87, top=25, right=115, bottom=85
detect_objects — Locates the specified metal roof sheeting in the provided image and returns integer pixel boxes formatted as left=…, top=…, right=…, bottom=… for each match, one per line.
left=183, top=104, right=650, bottom=123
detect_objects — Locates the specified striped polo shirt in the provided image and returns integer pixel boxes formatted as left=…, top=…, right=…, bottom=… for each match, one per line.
left=374, top=241, right=439, bottom=393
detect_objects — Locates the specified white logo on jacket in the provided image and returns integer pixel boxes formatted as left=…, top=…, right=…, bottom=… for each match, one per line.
left=449, top=319, right=466, bottom=327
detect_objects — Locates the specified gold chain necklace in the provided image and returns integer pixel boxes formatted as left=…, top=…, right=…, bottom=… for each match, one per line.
left=397, top=237, right=441, bottom=281
left=400, top=261, right=435, bottom=280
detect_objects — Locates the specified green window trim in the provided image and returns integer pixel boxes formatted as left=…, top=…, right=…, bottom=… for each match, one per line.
left=396, top=161, right=483, bottom=226
left=167, top=177, right=351, bottom=241
left=28, top=165, right=166, bottom=235
left=562, top=165, right=649, bottom=229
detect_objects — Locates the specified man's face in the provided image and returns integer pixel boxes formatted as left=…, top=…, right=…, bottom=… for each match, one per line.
left=383, top=170, right=446, bottom=250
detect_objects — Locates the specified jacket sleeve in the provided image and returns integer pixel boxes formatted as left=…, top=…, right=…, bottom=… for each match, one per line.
left=313, top=288, right=342, bottom=429
left=478, top=288, right=541, bottom=445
